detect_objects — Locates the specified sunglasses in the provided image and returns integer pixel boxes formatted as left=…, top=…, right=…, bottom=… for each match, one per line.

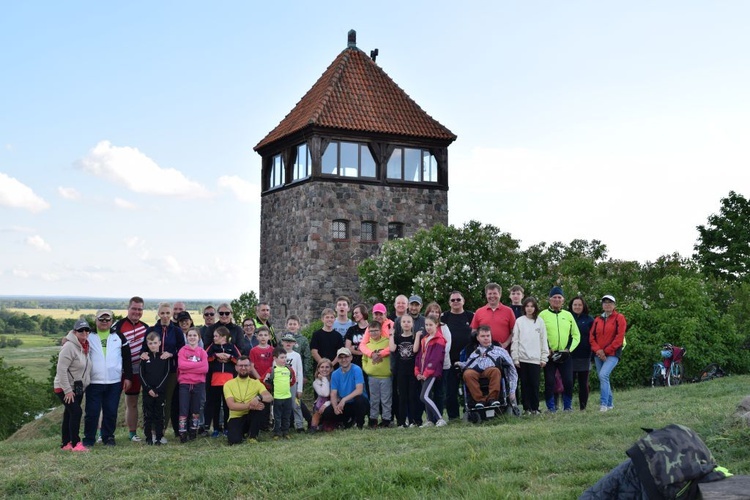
left=76, top=328, right=91, bottom=333
left=450, top=298, right=462, bottom=302
left=218, top=311, right=232, bottom=316
left=97, top=317, right=112, bottom=322
left=203, top=312, right=215, bottom=317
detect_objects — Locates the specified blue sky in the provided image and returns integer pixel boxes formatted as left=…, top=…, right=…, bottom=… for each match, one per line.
left=1, top=1, right=749, bottom=300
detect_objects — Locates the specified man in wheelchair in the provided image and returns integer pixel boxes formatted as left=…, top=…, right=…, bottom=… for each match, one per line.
left=455, top=325, right=519, bottom=412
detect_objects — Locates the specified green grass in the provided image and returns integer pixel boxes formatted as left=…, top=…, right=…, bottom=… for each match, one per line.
left=1, top=335, right=58, bottom=382
left=1, top=376, right=748, bottom=499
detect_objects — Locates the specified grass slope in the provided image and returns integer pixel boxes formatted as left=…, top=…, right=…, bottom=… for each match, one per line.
left=2, top=376, right=748, bottom=499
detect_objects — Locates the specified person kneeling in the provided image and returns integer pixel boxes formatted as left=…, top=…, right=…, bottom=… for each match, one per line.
left=224, top=356, right=272, bottom=445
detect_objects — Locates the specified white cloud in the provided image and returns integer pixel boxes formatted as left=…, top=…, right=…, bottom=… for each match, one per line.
left=58, top=186, right=81, bottom=200
left=26, top=235, right=51, bottom=252
left=41, top=273, right=60, bottom=281
left=124, top=236, right=144, bottom=249
left=12, top=268, right=29, bottom=278
left=77, top=140, right=212, bottom=198
left=1, top=225, right=35, bottom=233
left=4, top=144, right=12, bottom=151
left=114, top=197, right=137, bottom=210
left=0, top=172, right=50, bottom=212
left=217, top=175, right=258, bottom=203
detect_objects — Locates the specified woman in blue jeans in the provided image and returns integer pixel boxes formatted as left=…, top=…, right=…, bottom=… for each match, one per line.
left=589, top=295, right=627, bottom=412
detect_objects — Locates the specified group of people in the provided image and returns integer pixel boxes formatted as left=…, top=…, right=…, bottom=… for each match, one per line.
left=53, top=285, right=627, bottom=450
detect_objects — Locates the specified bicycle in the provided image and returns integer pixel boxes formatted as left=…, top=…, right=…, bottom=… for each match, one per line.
left=651, top=343, right=685, bottom=387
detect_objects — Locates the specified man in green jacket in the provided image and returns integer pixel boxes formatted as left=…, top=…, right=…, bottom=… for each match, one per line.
left=538, top=286, right=580, bottom=412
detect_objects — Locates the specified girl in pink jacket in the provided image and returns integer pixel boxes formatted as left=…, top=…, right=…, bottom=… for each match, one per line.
left=177, top=328, right=209, bottom=442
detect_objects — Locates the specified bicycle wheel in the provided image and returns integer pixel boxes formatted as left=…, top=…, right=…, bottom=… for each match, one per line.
left=699, top=363, right=719, bottom=382
left=668, top=363, right=683, bottom=386
left=651, top=363, right=666, bottom=387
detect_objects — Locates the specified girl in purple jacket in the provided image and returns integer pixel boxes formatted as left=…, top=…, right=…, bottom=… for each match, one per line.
left=177, top=328, right=208, bottom=442
left=413, top=315, right=447, bottom=428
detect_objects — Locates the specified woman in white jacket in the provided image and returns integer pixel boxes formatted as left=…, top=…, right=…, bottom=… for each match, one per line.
left=511, top=297, right=549, bottom=415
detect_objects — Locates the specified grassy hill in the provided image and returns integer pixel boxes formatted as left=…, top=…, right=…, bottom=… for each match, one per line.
left=1, top=376, right=748, bottom=499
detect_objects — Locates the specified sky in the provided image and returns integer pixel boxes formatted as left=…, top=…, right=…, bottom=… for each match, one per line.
left=1, top=1, right=749, bottom=300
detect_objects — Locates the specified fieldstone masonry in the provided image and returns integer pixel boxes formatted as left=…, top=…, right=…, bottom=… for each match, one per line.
left=260, top=180, right=447, bottom=323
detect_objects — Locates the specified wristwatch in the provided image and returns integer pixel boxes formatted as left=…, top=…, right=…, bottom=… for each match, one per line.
left=256, top=395, right=263, bottom=402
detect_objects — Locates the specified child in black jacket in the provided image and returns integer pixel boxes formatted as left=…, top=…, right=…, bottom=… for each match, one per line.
left=140, top=333, right=171, bottom=445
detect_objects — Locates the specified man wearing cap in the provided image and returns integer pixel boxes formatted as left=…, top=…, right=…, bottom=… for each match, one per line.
left=113, top=296, right=149, bottom=441
left=539, top=286, right=581, bottom=412
left=589, top=295, right=627, bottom=412
left=322, top=347, right=369, bottom=429
left=81, top=309, right=132, bottom=447
left=470, top=283, right=516, bottom=349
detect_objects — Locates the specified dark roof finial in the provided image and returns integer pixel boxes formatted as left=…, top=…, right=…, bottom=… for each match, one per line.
left=347, top=29, right=356, bottom=48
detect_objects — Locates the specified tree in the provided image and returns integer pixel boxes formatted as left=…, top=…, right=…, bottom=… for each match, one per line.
left=358, top=221, right=521, bottom=311
left=0, top=357, right=50, bottom=439
left=231, top=291, right=259, bottom=323
left=694, top=191, right=750, bottom=281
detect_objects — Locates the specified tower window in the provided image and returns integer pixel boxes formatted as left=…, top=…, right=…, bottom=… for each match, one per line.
left=270, top=154, right=285, bottom=189
left=388, top=222, right=404, bottom=240
left=322, top=141, right=376, bottom=178
left=361, top=221, right=377, bottom=242
left=387, top=147, right=438, bottom=183
left=293, top=143, right=311, bottom=181
left=332, top=219, right=349, bottom=241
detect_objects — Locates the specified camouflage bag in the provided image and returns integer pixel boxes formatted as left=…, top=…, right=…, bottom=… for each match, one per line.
left=625, top=424, right=729, bottom=499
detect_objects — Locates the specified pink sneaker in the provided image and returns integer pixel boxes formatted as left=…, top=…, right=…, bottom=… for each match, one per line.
left=61, top=443, right=73, bottom=451
left=71, top=442, right=89, bottom=452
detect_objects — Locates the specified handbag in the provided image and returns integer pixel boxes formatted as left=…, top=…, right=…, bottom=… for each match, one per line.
left=550, top=350, right=570, bottom=363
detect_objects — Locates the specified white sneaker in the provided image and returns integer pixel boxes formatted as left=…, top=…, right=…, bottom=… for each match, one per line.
left=130, top=435, right=142, bottom=442
left=420, top=421, right=435, bottom=428
left=159, top=437, right=168, bottom=444
left=607, top=406, right=614, bottom=410
left=600, top=405, right=609, bottom=412
left=435, top=419, right=447, bottom=427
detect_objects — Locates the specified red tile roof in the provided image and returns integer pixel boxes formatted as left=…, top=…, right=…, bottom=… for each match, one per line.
left=254, top=46, right=456, bottom=151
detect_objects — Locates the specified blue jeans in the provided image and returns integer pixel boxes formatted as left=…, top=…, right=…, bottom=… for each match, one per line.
left=594, top=356, right=619, bottom=407
left=83, top=382, right=122, bottom=446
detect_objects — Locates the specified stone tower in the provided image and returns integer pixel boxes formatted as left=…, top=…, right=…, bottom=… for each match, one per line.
left=254, top=30, right=456, bottom=323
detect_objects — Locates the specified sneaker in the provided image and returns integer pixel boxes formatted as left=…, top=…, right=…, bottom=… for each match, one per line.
left=61, top=443, right=73, bottom=451
left=145, top=439, right=154, bottom=446
left=273, top=435, right=281, bottom=440
left=71, top=442, right=89, bottom=453
left=607, top=406, right=614, bottom=410
left=420, top=421, right=435, bottom=428
left=154, top=441, right=162, bottom=446
left=198, top=428, right=209, bottom=437
left=563, top=408, right=573, bottom=413
left=600, top=405, right=609, bottom=412
left=489, top=400, right=500, bottom=408
left=435, top=419, right=447, bottom=427
left=104, top=439, right=116, bottom=446
left=96, top=436, right=102, bottom=444
left=283, top=434, right=291, bottom=440
left=179, top=433, right=188, bottom=444
left=473, top=402, right=485, bottom=410
left=159, top=437, right=168, bottom=444
left=211, top=430, right=221, bottom=438
left=248, top=438, right=258, bottom=443
left=130, top=434, right=142, bottom=442
left=296, top=428, right=305, bottom=434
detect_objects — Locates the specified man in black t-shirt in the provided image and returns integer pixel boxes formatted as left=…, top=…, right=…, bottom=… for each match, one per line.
left=440, top=290, right=474, bottom=420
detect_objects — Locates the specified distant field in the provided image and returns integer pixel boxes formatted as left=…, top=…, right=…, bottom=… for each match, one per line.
left=0, top=334, right=59, bottom=382
left=8, top=308, right=202, bottom=323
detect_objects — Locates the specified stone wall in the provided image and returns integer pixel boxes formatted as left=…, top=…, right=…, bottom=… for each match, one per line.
left=259, top=180, right=448, bottom=325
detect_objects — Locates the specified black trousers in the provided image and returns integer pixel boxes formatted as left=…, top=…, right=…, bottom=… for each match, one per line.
left=518, top=362, right=541, bottom=412
left=56, top=391, right=84, bottom=446
left=226, top=410, right=264, bottom=445
left=142, top=391, right=166, bottom=440
left=321, top=395, right=368, bottom=429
